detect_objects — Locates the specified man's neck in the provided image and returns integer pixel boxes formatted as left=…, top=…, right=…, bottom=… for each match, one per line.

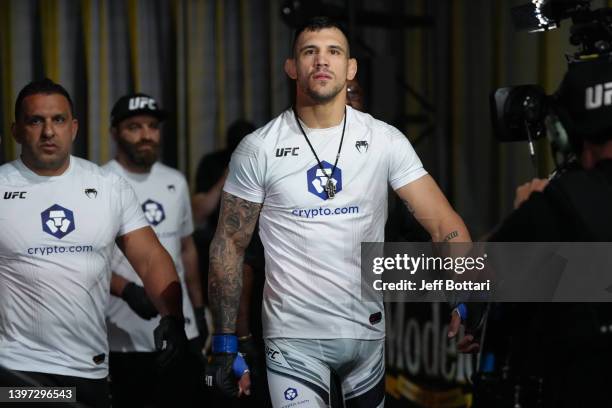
left=115, top=153, right=152, bottom=174
left=21, top=155, right=70, bottom=177
left=295, top=95, right=347, bottom=129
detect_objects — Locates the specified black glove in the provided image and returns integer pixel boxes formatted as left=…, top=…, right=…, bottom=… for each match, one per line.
left=121, top=282, right=159, bottom=319
left=194, top=306, right=209, bottom=344
left=154, top=315, right=188, bottom=372
left=205, top=335, right=250, bottom=398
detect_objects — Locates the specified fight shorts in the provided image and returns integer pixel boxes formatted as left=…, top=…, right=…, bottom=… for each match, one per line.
left=264, top=338, right=385, bottom=408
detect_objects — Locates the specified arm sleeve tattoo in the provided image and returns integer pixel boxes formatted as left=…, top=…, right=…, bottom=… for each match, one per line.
left=208, top=192, right=262, bottom=333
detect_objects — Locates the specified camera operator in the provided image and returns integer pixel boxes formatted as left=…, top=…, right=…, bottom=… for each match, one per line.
left=454, top=55, right=612, bottom=407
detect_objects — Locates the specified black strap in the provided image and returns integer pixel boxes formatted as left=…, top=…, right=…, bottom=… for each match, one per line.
left=293, top=106, right=347, bottom=186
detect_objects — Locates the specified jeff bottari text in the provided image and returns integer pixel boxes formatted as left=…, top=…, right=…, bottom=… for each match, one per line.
left=371, top=254, right=491, bottom=292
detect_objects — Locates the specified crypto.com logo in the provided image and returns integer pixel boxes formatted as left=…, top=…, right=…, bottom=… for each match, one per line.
left=41, top=204, right=75, bottom=239
left=284, top=387, right=298, bottom=401
left=142, top=199, right=166, bottom=226
left=306, top=161, right=342, bottom=200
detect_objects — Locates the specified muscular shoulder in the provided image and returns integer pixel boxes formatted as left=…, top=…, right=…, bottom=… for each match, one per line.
left=236, top=109, right=301, bottom=153
left=237, top=117, right=276, bottom=151
left=349, top=107, right=405, bottom=141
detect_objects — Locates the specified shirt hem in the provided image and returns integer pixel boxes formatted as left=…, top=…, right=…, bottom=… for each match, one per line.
left=223, top=183, right=265, bottom=204
left=390, top=169, right=428, bottom=191
left=0, top=359, right=107, bottom=379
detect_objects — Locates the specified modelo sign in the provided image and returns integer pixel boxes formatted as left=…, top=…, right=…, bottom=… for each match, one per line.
left=385, top=302, right=473, bottom=407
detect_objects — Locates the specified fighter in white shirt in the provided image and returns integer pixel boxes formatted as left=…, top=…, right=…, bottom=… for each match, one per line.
left=0, top=79, right=187, bottom=408
left=206, top=17, right=471, bottom=407
left=103, top=93, right=206, bottom=407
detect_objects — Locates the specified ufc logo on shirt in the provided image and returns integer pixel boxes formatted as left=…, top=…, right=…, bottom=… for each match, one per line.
left=275, top=147, right=299, bottom=157
left=3, top=191, right=26, bottom=199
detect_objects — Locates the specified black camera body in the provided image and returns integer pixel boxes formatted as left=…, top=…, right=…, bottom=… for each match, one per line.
left=491, top=0, right=612, bottom=169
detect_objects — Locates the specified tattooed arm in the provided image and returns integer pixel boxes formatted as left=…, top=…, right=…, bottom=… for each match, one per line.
left=209, top=192, right=262, bottom=333
left=395, top=174, right=471, bottom=243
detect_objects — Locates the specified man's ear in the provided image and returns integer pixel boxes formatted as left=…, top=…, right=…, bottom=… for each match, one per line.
left=110, top=126, right=119, bottom=142
left=71, top=119, right=78, bottom=142
left=347, top=58, right=357, bottom=81
left=284, top=58, right=297, bottom=80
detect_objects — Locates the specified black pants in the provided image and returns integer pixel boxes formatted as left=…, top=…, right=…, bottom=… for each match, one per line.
left=109, top=349, right=206, bottom=408
left=0, top=367, right=109, bottom=408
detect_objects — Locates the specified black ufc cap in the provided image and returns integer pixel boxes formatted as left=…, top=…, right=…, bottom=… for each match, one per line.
left=111, top=93, right=167, bottom=126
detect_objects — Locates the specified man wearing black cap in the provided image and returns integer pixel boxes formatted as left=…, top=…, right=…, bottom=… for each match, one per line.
left=450, top=57, right=612, bottom=407
left=104, top=93, right=207, bottom=407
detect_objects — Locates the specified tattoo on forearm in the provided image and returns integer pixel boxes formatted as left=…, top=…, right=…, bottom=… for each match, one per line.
left=209, top=192, right=262, bottom=332
left=443, top=230, right=459, bottom=242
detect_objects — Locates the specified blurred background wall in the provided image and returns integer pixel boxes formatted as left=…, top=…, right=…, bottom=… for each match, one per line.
left=2, top=0, right=610, bottom=237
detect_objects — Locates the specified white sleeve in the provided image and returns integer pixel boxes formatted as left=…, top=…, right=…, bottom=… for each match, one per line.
left=179, top=178, right=194, bottom=237
left=387, top=127, right=428, bottom=190
left=115, top=176, right=149, bottom=237
left=223, top=132, right=266, bottom=203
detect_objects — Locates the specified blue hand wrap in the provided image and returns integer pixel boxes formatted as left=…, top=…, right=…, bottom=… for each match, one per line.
left=212, top=334, right=238, bottom=353
left=232, top=353, right=249, bottom=378
left=212, top=335, right=249, bottom=377
left=456, top=303, right=468, bottom=321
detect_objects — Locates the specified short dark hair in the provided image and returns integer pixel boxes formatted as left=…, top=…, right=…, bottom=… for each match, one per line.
left=14, top=78, right=74, bottom=121
left=292, top=16, right=350, bottom=56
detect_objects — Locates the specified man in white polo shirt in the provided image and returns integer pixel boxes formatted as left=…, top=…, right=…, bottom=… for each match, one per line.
left=104, top=93, right=206, bottom=407
left=0, top=79, right=187, bottom=408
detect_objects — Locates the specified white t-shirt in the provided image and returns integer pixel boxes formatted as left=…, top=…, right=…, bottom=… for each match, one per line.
left=0, top=156, right=148, bottom=379
left=104, top=160, right=198, bottom=352
left=224, top=106, right=427, bottom=339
